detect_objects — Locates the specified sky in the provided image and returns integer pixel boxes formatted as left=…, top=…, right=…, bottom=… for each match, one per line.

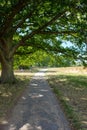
left=61, top=41, right=74, bottom=48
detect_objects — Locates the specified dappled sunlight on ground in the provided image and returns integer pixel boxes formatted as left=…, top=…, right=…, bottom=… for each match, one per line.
left=19, top=123, right=42, bottom=130
left=0, top=68, right=71, bottom=130
left=0, top=75, right=30, bottom=124
left=46, top=67, right=87, bottom=129
left=29, top=93, right=44, bottom=98
left=0, top=119, right=8, bottom=125
left=0, top=121, right=43, bottom=130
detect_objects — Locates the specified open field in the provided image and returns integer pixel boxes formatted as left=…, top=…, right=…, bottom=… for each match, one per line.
left=46, top=67, right=87, bottom=130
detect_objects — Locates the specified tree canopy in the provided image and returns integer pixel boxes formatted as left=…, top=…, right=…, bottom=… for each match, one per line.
left=0, top=0, right=87, bottom=83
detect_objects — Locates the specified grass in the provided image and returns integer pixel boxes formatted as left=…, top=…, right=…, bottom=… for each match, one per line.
left=46, top=67, right=87, bottom=130
left=0, top=69, right=37, bottom=124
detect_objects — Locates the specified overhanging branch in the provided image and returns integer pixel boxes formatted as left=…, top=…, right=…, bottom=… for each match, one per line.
left=37, top=30, right=77, bottom=35
left=13, top=10, right=34, bottom=32
left=15, top=51, right=34, bottom=55
left=13, top=1, right=43, bottom=32
left=0, top=0, right=30, bottom=36
left=11, top=10, right=67, bottom=55
left=22, top=10, right=67, bottom=41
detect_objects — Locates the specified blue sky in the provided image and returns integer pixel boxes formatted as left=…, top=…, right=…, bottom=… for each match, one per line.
left=61, top=40, right=74, bottom=48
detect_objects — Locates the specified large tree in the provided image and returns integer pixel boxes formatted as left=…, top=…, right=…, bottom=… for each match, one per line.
left=0, top=0, right=87, bottom=83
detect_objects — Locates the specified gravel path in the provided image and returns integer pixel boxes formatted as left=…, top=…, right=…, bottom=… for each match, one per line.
left=4, top=69, right=71, bottom=130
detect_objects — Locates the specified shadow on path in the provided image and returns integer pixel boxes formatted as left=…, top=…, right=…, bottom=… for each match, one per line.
left=3, top=69, right=71, bottom=130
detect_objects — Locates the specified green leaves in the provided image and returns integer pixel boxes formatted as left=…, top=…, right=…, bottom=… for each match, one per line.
left=0, top=0, right=87, bottom=66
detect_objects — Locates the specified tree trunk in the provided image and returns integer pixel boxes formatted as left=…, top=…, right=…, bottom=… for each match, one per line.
left=0, top=58, right=15, bottom=83
left=0, top=37, right=16, bottom=83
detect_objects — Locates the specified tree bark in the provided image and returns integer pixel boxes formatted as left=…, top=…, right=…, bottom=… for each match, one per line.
left=0, top=37, right=16, bottom=83
left=0, top=58, right=15, bottom=83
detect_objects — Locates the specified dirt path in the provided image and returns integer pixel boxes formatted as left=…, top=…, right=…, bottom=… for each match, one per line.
left=3, top=69, right=71, bottom=130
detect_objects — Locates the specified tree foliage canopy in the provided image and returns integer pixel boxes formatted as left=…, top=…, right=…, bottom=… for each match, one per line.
left=0, top=0, right=87, bottom=82
left=0, top=0, right=87, bottom=51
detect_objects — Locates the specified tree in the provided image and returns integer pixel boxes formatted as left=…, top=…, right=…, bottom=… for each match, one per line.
left=0, top=0, right=87, bottom=83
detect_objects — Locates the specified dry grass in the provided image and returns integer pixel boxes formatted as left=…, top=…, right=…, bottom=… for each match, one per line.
left=46, top=67, right=87, bottom=130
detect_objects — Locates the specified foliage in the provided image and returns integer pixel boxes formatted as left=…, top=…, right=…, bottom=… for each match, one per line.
left=0, top=0, right=87, bottom=54
left=14, top=50, right=76, bottom=69
left=0, top=0, right=87, bottom=82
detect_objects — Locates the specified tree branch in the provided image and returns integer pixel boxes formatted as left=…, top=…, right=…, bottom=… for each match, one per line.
left=22, top=10, right=67, bottom=41
left=11, top=9, right=67, bottom=56
left=37, top=30, right=77, bottom=35
left=13, top=1, right=43, bottom=32
left=13, top=11, right=34, bottom=32
left=0, top=0, right=30, bottom=36
left=15, top=51, right=35, bottom=56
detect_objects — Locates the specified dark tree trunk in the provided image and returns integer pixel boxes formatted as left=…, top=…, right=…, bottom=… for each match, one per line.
left=0, top=38, right=16, bottom=83
left=0, top=58, right=15, bottom=83
left=0, top=53, right=15, bottom=83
